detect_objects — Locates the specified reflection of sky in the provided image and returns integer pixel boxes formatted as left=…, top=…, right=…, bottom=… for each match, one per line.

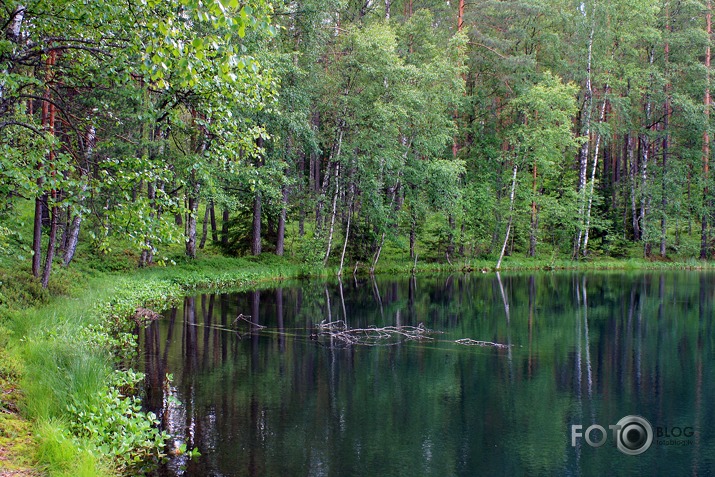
left=142, top=272, right=715, bottom=477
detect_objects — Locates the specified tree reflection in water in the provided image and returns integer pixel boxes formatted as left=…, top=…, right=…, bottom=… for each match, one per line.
left=142, top=272, right=715, bottom=477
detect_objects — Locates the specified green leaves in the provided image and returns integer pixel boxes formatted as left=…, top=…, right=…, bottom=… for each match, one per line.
left=67, top=369, right=170, bottom=473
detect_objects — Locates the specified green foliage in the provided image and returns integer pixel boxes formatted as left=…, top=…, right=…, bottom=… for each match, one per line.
left=67, top=370, right=169, bottom=474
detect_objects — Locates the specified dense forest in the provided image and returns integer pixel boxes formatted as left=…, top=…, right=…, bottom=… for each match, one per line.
left=2, top=0, right=715, bottom=287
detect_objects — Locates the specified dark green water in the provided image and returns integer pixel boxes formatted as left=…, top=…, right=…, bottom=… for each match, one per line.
left=142, top=272, right=715, bottom=476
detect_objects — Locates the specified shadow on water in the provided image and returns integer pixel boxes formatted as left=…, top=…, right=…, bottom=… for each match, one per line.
left=141, top=272, right=715, bottom=477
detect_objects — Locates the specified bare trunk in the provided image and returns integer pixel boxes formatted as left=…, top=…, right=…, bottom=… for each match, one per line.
left=661, top=11, right=671, bottom=258
left=41, top=203, right=57, bottom=288
left=323, top=163, right=340, bottom=265
left=199, top=205, right=210, bottom=249
left=338, top=203, right=352, bottom=277
left=40, top=50, right=57, bottom=287
left=574, top=1, right=596, bottom=258
left=529, top=159, right=538, bottom=257
left=32, top=196, right=43, bottom=277
left=582, top=95, right=609, bottom=255
left=252, top=191, right=262, bottom=255
left=457, top=0, right=465, bottom=31
left=5, top=5, right=25, bottom=42
left=496, top=163, right=518, bottom=270
left=446, top=214, right=455, bottom=260
left=371, top=233, right=385, bottom=274
left=276, top=184, right=288, bottom=256
left=64, top=125, right=94, bottom=266
left=222, top=208, right=229, bottom=246
left=209, top=200, right=218, bottom=243
left=628, top=134, right=640, bottom=240
left=63, top=213, right=82, bottom=266
left=702, top=0, right=712, bottom=259
left=186, top=183, right=199, bottom=259
left=640, top=47, right=656, bottom=256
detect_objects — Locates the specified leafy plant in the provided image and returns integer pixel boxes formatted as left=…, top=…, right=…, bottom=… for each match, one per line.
left=67, top=369, right=169, bottom=474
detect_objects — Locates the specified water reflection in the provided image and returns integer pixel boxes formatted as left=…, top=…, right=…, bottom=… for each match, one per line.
left=142, top=272, right=715, bottom=476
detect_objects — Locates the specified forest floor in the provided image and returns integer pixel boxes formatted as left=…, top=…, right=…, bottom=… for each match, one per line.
left=1, top=244, right=714, bottom=475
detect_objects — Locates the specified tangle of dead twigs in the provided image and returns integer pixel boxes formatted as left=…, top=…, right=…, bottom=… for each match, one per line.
left=314, top=320, right=439, bottom=347
left=455, top=338, right=510, bottom=348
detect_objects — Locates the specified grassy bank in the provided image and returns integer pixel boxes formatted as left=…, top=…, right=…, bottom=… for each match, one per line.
left=0, top=254, right=331, bottom=476
left=1, top=251, right=714, bottom=476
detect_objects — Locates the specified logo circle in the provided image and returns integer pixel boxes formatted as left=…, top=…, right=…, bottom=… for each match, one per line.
left=615, top=415, right=653, bottom=455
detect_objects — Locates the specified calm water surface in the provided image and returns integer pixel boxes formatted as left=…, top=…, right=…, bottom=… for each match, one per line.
left=142, top=272, right=715, bottom=476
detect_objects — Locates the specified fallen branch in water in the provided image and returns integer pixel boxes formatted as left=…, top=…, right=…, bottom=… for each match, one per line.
left=315, top=320, right=439, bottom=346
left=232, top=314, right=266, bottom=329
left=455, top=338, right=510, bottom=348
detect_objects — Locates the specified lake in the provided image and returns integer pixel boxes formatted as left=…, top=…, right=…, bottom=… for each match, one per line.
left=141, top=272, right=715, bottom=476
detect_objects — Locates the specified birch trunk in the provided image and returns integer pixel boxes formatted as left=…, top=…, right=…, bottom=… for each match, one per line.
left=581, top=96, right=608, bottom=255
left=323, top=162, right=340, bottom=265
left=496, top=163, right=518, bottom=270
left=574, top=0, right=597, bottom=258
left=661, top=9, right=671, bottom=258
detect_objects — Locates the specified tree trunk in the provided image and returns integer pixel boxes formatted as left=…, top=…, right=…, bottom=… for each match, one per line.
left=529, top=159, right=538, bottom=257
left=251, top=135, right=265, bottom=256
left=33, top=50, right=57, bottom=278
left=446, top=214, right=455, bottom=260
left=276, top=184, right=288, bottom=256
left=574, top=1, right=596, bottom=258
left=186, top=187, right=199, bottom=258
left=222, top=208, right=229, bottom=246
left=702, top=0, right=712, bottom=260
left=32, top=196, right=43, bottom=277
left=63, top=212, right=82, bottom=266
left=582, top=95, right=609, bottom=255
left=409, top=216, right=416, bottom=259
left=338, top=201, right=352, bottom=277
left=661, top=9, right=671, bottom=258
left=640, top=47, right=656, bottom=257
left=324, top=162, right=340, bottom=265
left=252, top=190, right=262, bottom=255
left=40, top=50, right=57, bottom=287
left=209, top=200, right=218, bottom=243
left=199, top=204, right=210, bottom=249
left=496, top=163, right=518, bottom=270
left=371, top=232, right=385, bottom=274
left=186, top=156, right=200, bottom=258
left=41, top=202, right=57, bottom=289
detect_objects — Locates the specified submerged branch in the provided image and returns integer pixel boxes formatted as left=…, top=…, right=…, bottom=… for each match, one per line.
left=232, top=313, right=265, bottom=329
left=455, top=338, right=510, bottom=348
left=314, top=320, right=439, bottom=347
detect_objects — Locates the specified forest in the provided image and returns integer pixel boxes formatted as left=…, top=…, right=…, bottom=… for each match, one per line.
left=2, top=0, right=715, bottom=288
